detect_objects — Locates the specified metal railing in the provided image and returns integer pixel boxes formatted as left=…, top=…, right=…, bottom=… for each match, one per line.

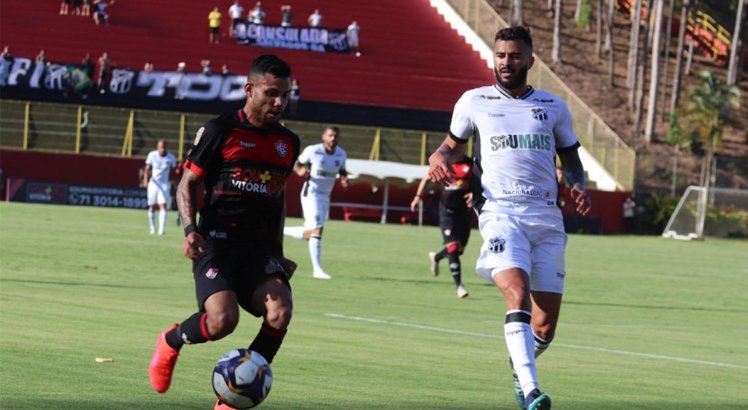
left=0, top=99, right=460, bottom=165
left=444, top=0, right=636, bottom=191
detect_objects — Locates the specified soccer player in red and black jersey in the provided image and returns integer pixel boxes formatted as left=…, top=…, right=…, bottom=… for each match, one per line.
left=410, top=157, right=475, bottom=299
left=148, top=54, right=300, bottom=410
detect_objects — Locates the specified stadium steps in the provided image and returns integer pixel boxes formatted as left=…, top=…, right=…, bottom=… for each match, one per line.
left=0, top=0, right=492, bottom=112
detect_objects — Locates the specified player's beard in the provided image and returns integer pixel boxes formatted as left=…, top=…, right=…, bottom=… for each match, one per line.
left=494, top=65, right=529, bottom=91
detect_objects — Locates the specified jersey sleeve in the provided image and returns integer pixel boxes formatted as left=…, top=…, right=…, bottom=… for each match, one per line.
left=448, top=91, right=474, bottom=143
left=297, top=145, right=312, bottom=165
left=339, top=150, right=348, bottom=176
left=554, top=100, right=580, bottom=151
left=145, top=152, right=154, bottom=166
left=184, top=119, right=224, bottom=178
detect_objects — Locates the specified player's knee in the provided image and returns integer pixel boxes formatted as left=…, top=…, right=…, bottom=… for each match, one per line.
left=207, top=310, right=239, bottom=340
left=446, top=242, right=460, bottom=254
left=265, top=305, right=292, bottom=329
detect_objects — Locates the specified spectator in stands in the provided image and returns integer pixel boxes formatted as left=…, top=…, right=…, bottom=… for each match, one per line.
left=347, top=21, right=361, bottom=56
left=201, top=59, right=212, bottom=76
left=73, top=0, right=83, bottom=15
left=174, top=62, right=188, bottom=100
left=60, top=0, right=71, bottom=15
left=284, top=126, right=348, bottom=280
left=95, top=51, right=110, bottom=93
left=221, top=64, right=230, bottom=76
left=208, top=6, right=222, bottom=44
left=248, top=1, right=265, bottom=24
left=81, top=0, right=92, bottom=16
left=33, top=50, right=47, bottom=83
left=307, top=9, right=323, bottom=27
left=0, top=46, right=13, bottom=87
left=287, top=78, right=301, bottom=114
left=143, top=61, right=154, bottom=73
left=93, top=0, right=114, bottom=26
left=228, top=1, right=244, bottom=37
left=81, top=52, right=94, bottom=77
left=280, top=5, right=293, bottom=27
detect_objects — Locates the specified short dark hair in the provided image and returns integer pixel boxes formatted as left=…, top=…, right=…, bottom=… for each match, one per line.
left=249, top=54, right=292, bottom=78
left=495, top=26, right=533, bottom=50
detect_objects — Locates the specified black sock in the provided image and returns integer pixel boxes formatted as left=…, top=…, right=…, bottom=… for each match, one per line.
left=447, top=252, right=462, bottom=287
left=249, top=321, right=287, bottom=363
left=434, top=248, right=448, bottom=261
left=165, top=312, right=212, bottom=350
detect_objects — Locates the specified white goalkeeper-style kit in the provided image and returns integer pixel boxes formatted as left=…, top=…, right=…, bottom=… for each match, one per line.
left=145, top=150, right=177, bottom=206
left=297, top=143, right=347, bottom=229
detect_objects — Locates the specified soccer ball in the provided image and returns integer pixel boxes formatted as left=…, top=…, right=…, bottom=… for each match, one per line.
left=212, top=349, right=273, bottom=409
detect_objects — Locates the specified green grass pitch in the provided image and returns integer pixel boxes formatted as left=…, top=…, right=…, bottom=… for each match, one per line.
left=0, top=202, right=746, bottom=409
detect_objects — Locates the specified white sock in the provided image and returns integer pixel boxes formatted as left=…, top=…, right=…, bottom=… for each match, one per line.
left=534, top=331, right=551, bottom=358
left=148, top=209, right=156, bottom=232
left=309, top=236, right=323, bottom=272
left=504, top=310, right=538, bottom=397
left=284, top=226, right=305, bottom=240
left=158, top=208, right=167, bottom=233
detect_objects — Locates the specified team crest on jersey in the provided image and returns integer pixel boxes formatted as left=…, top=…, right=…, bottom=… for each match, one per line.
left=194, top=127, right=205, bottom=146
left=274, top=140, right=289, bottom=157
left=531, top=108, right=548, bottom=121
left=488, top=237, right=506, bottom=253
left=205, top=267, right=219, bottom=279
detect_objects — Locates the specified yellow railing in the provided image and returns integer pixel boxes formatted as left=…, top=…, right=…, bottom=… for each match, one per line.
left=444, top=0, right=636, bottom=191
left=0, top=99, right=455, bottom=166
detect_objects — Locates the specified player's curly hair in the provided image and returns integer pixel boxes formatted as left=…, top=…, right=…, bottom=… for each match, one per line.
left=249, top=54, right=291, bottom=78
left=494, top=26, right=533, bottom=50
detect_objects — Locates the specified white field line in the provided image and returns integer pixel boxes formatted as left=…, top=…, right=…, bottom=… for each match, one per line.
left=325, top=313, right=748, bottom=371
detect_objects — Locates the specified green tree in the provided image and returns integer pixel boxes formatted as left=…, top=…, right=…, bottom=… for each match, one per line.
left=676, top=70, right=741, bottom=191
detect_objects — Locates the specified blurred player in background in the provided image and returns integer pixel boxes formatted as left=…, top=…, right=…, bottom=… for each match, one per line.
left=148, top=55, right=300, bottom=410
left=283, top=126, right=347, bottom=279
left=428, top=26, right=592, bottom=410
left=410, top=157, right=474, bottom=298
left=143, top=139, right=177, bottom=235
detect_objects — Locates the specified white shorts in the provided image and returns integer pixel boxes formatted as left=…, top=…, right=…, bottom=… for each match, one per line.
left=301, top=192, right=330, bottom=230
left=147, top=181, right=170, bottom=206
left=476, top=201, right=567, bottom=294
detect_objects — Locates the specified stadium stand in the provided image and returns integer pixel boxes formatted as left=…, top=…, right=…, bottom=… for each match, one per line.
left=0, top=0, right=493, bottom=115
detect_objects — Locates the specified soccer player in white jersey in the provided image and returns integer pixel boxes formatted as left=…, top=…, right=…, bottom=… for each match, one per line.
left=428, top=26, right=592, bottom=410
left=284, top=126, right=348, bottom=279
left=143, top=139, right=177, bottom=235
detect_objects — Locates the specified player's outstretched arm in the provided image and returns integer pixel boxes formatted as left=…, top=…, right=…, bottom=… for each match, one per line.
left=177, top=168, right=205, bottom=259
left=428, top=136, right=465, bottom=185
left=410, top=176, right=431, bottom=212
left=558, top=149, right=592, bottom=216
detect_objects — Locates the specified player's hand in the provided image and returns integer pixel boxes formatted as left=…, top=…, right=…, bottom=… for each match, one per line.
left=464, top=192, right=474, bottom=209
left=410, top=196, right=421, bottom=212
left=183, top=232, right=205, bottom=260
left=278, top=256, right=297, bottom=280
left=569, top=184, right=592, bottom=215
left=428, top=154, right=454, bottom=186
left=340, top=176, right=349, bottom=189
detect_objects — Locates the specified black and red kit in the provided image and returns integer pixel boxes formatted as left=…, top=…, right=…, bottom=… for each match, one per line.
left=439, top=160, right=473, bottom=247
left=183, top=109, right=300, bottom=314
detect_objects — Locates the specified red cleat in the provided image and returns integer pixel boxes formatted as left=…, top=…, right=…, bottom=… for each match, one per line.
left=148, top=324, right=180, bottom=393
left=214, top=399, right=239, bottom=410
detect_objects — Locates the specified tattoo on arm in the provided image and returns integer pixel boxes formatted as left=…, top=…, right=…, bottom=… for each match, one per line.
left=559, top=150, right=586, bottom=190
left=177, top=169, right=203, bottom=228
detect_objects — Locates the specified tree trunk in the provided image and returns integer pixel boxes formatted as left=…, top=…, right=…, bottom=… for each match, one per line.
left=727, top=0, right=746, bottom=85
left=670, top=0, right=690, bottom=113
left=552, top=0, right=562, bottom=63
left=645, top=0, right=665, bottom=144
left=596, top=0, right=603, bottom=59
left=512, top=0, right=524, bottom=26
left=634, top=6, right=653, bottom=139
left=607, top=0, right=615, bottom=86
left=627, top=0, right=643, bottom=93
left=659, top=0, right=675, bottom=118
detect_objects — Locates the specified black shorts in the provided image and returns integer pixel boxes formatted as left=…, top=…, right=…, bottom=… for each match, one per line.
left=193, top=241, right=291, bottom=317
left=210, top=27, right=220, bottom=34
left=439, top=203, right=471, bottom=247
